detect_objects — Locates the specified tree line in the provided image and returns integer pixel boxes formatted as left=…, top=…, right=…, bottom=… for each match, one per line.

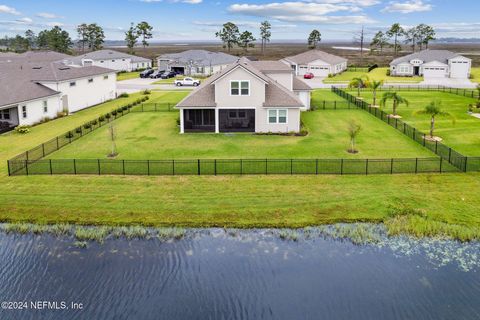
left=215, top=21, right=271, bottom=53
left=370, top=23, right=436, bottom=56
left=0, top=21, right=154, bottom=55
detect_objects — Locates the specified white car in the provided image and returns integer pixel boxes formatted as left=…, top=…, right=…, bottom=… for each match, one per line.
left=174, top=77, right=201, bottom=87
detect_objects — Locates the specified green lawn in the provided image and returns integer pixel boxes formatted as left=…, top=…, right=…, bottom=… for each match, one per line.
left=1, top=90, right=480, bottom=238
left=470, top=67, right=480, bottom=83
left=347, top=90, right=480, bottom=156
left=311, top=89, right=349, bottom=102
left=323, top=67, right=424, bottom=84
left=116, top=72, right=141, bottom=81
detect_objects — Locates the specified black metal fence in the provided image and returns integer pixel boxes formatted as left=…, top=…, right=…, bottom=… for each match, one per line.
left=8, top=157, right=460, bottom=176
left=351, top=85, right=480, bottom=100
left=131, top=103, right=176, bottom=112
left=310, top=100, right=356, bottom=110
left=332, top=87, right=471, bottom=172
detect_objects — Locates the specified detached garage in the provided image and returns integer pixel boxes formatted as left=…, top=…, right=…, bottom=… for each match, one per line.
left=282, top=50, right=348, bottom=77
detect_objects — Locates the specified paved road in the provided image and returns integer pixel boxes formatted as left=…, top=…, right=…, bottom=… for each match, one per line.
left=117, top=78, right=194, bottom=94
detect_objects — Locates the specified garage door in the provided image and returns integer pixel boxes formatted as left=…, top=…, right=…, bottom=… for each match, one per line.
left=450, top=61, right=469, bottom=79
left=298, top=65, right=308, bottom=76
left=423, top=67, right=447, bottom=78
left=309, top=65, right=330, bottom=77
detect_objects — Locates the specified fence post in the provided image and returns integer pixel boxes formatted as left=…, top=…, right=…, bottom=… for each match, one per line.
left=440, top=157, right=443, bottom=173
left=25, top=160, right=29, bottom=175
left=464, top=157, right=468, bottom=172
left=415, top=158, right=418, bottom=173
left=49, top=159, right=52, bottom=175
left=73, top=159, right=77, bottom=174
left=315, top=159, right=318, bottom=175
left=172, top=160, right=175, bottom=175
left=7, top=160, right=10, bottom=176
left=240, top=159, right=243, bottom=175
left=214, top=159, right=217, bottom=175
left=147, top=160, right=150, bottom=176
left=413, top=128, right=416, bottom=141
left=265, top=159, right=268, bottom=175
left=448, top=148, right=452, bottom=163
left=197, top=159, right=200, bottom=175
left=42, top=144, right=45, bottom=157
left=340, top=159, right=344, bottom=175
left=435, top=141, right=438, bottom=154
left=365, top=159, right=369, bottom=175
left=97, top=159, right=101, bottom=175
left=423, top=134, right=426, bottom=146
left=290, top=159, right=293, bottom=175
left=123, top=159, right=125, bottom=175
left=390, top=158, right=394, bottom=174
left=26, top=150, right=29, bottom=161
left=56, top=136, right=59, bottom=150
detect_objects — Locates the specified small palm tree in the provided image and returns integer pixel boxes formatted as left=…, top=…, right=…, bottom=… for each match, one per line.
left=369, top=80, right=383, bottom=106
left=380, top=92, right=409, bottom=117
left=108, top=124, right=118, bottom=157
left=476, top=84, right=480, bottom=101
left=349, top=76, right=369, bottom=97
left=347, top=120, right=362, bottom=153
left=414, top=100, right=455, bottom=138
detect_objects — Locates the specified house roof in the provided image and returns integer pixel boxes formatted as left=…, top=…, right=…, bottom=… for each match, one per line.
left=158, top=50, right=238, bottom=67
left=284, top=50, right=347, bottom=65
left=68, top=49, right=151, bottom=64
left=176, top=57, right=304, bottom=108
left=292, top=77, right=312, bottom=91
left=390, top=50, right=468, bottom=65
left=250, top=60, right=293, bottom=73
left=0, top=56, right=115, bottom=107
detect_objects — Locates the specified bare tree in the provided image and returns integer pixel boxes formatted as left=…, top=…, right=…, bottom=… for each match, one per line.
left=353, top=26, right=366, bottom=65
left=108, top=124, right=118, bottom=158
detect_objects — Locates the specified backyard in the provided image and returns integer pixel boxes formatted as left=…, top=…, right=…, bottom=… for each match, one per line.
left=345, top=89, right=480, bottom=155
left=116, top=71, right=141, bottom=81
left=323, top=67, right=424, bottom=84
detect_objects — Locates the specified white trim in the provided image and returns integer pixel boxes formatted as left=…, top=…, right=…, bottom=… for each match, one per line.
left=179, top=109, right=184, bottom=134
left=212, top=65, right=269, bottom=85
left=229, top=80, right=250, bottom=97
left=267, top=109, right=288, bottom=124
left=215, top=108, right=219, bottom=133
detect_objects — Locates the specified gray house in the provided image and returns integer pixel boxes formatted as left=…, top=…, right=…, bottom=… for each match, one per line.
left=157, top=50, right=238, bottom=76
left=66, top=50, right=152, bottom=72
left=390, top=50, right=471, bottom=79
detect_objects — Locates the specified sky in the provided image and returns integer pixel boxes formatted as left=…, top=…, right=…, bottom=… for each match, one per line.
left=0, top=0, right=479, bottom=41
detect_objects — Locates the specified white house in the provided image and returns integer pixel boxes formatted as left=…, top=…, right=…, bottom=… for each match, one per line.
left=67, top=49, right=152, bottom=72
left=282, top=50, right=348, bottom=77
left=0, top=51, right=116, bottom=130
left=157, top=50, right=238, bottom=76
left=175, top=57, right=311, bottom=134
left=390, top=50, right=471, bottom=79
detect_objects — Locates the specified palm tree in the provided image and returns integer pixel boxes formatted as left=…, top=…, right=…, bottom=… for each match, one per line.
left=414, top=100, right=455, bottom=138
left=347, top=120, right=361, bottom=153
left=368, top=80, right=383, bottom=106
left=476, top=84, right=480, bottom=102
left=349, top=76, right=369, bottom=97
left=380, top=92, right=409, bottom=117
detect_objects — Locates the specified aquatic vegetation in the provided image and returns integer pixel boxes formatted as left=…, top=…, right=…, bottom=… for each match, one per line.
left=279, top=230, right=299, bottom=242
left=2, top=223, right=35, bottom=234
left=73, top=241, right=88, bottom=248
left=111, top=226, right=150, bottom=239
left=157, top=227, right=187, bottom=240
left=74, top=226, right=111, bottom=243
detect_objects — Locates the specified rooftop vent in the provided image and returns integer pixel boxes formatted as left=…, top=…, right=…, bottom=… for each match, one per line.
left=58, top=67, right=70, bottom=70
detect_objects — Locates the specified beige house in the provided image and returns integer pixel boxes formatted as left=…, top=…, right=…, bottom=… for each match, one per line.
left=282, top=50, right=348, bottom=77
left=176, top=57, right=311, bottom=134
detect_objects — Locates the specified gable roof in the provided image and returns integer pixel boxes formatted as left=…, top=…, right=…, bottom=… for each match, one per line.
left=176, top=57, right=304, bottom=108
left=292, top=77, right=312, bottom=91
left=284, top=50, right=347, bottom=65
left=158, top=50, right=238, bottom=67
left=250, top=60, right=293, bottom=73
left=68, top=49, right=151, bottom=64
left=390, top=50, right=468, bottom=65
left=0, top=51, right=71, bottom=63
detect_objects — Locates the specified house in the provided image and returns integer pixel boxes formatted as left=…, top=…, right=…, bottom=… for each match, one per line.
left=66, top=49, right=152, bottom=72
left=0, top=51, right=116, bottom=130
left=157, top=50, right=238, bottom=76
left=390, top=50, right=471, bottom=79
left=175, top=57, right=312, bottom=134
left=282, top=50, right=348, bottom=77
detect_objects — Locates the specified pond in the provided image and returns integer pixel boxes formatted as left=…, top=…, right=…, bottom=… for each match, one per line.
left=0, top=226, right=479, bottom=320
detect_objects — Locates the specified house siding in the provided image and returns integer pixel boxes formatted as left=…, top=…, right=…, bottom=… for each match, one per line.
left=255, top=108, right=301, bottom=133
left=214, top=68, right=266, bottom=108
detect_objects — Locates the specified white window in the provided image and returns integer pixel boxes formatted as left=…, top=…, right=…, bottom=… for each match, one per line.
left=43, top=101, right=48, bottom=113
left=268, top=109, right=287, bottom=124
left=88, top=78, right=93, bottom=83
left=230, top=81, right=249, bottom=96
left=22, top=105, right=27, bottom=119
left=0, top=109, right=10, bottom=120
left=69, top=81, right=76, bottom=87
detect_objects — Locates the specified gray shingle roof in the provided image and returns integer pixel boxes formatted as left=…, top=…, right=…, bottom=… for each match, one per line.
left=292, top=77, right=312, bottom=91
left=285, top=50, right=347, bottom=65
left=390, top=50, right=466, bottom=65
left=176, top=57, right=304, bottom=109
left=68, top=49, right=151, bottom=64
left=158, top=50, right=238, bottom=67
left=250, top=60, right=292, bottom=72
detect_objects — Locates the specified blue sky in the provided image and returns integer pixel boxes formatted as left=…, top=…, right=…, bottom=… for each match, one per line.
left=0, top=0, right=479, bottom=41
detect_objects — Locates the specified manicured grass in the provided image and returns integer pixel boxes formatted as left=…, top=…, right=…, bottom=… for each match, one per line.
left=47, top=109, right=434, bottom=159
left=311, top=89, right=348, bottom=102
left=346, top=90, right=480, bottom=155
left=323, top=67, right=424, bottom=84
left=470, top=67, right=480, bottom=83
left=116, top=72, right=141, bottom=81
left=1, top=89, right=480, bottom=239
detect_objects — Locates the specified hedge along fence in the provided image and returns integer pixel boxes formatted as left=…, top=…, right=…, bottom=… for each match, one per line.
left=345, top=65, right=378, bottom=73
left=332, top=87, right=471, bottom=172
left=350, top=85, right=480, bottom=100
left=130, top=102, right=177, bottom=112
left=7, top=95, right=151, bottom=176
left=7, top=157, right=460, bottom=177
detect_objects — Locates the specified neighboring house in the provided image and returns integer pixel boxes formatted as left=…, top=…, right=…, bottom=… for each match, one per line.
left=157, top=50, right=238, bottom=76
left=67, top=49, right=152, bottom=72
left=0, top=51, right=116, bottom=129
left=282, top=50, right=348, bottom=77
left=175, top=57, right=312, bottom=134
left=390, top=50, right=471, bottom=79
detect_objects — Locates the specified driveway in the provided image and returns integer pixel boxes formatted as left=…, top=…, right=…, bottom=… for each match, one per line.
left=117, top=78, right=194, bottom=94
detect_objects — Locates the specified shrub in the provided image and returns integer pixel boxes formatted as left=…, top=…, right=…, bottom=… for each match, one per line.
left=118, top=92, right=129, bottom=98
left=111, top=110, right=117, bottom=116
left=65, top=131, right=74, bottom=139
left=56, top=111, right=68, bottom=118
left=75, top=127, right=82, bottom=134
left=386, top=69, right=391, bottom=76
left=83, top=123, right=92, bottom=130
left=15, top=125, right=30, bottom=134
left=99, top=115, right=105, bottom=122
left=105, top=113, right=111, bottom=119
left=116, top=107, right=123, bottom=113
left=142, top=89, right=151, bottom=95
left=143, top=96, right=150, bottom=101
left=91, top=119, right=98, bottom=125
left=127, top=103, right=133, bottom=109
left=136, top=98, right=142, bottom=104
left=122, top=105, right=128, bottom=111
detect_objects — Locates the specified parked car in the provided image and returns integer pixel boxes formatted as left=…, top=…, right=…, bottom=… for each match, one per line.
left=161, top=71, right=177, bottom=79
left=150, top=70, right=165, bottom=79
left=140, top=69, right=154, bottom=78
left=303, top=72, right=314, bottom=79
left=174, top=77, right=201, bottom=87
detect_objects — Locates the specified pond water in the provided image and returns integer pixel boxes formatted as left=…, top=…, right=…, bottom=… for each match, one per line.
left=0, top=227, right=479, bottom=320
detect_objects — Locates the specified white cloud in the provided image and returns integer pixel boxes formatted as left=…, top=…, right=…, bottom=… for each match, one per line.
left=0, top=5, right=20, bottom=15
left=36, top=12, right=63, bottom=19
left=46, top=21, right=64, bottom=27
left=228, top=2, right=375, bottom=24
left=382, top=0, right=432, bottom=13
left=140, top=0, right=202, bottom=3
left=16, top=17, right=33, bottom=24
